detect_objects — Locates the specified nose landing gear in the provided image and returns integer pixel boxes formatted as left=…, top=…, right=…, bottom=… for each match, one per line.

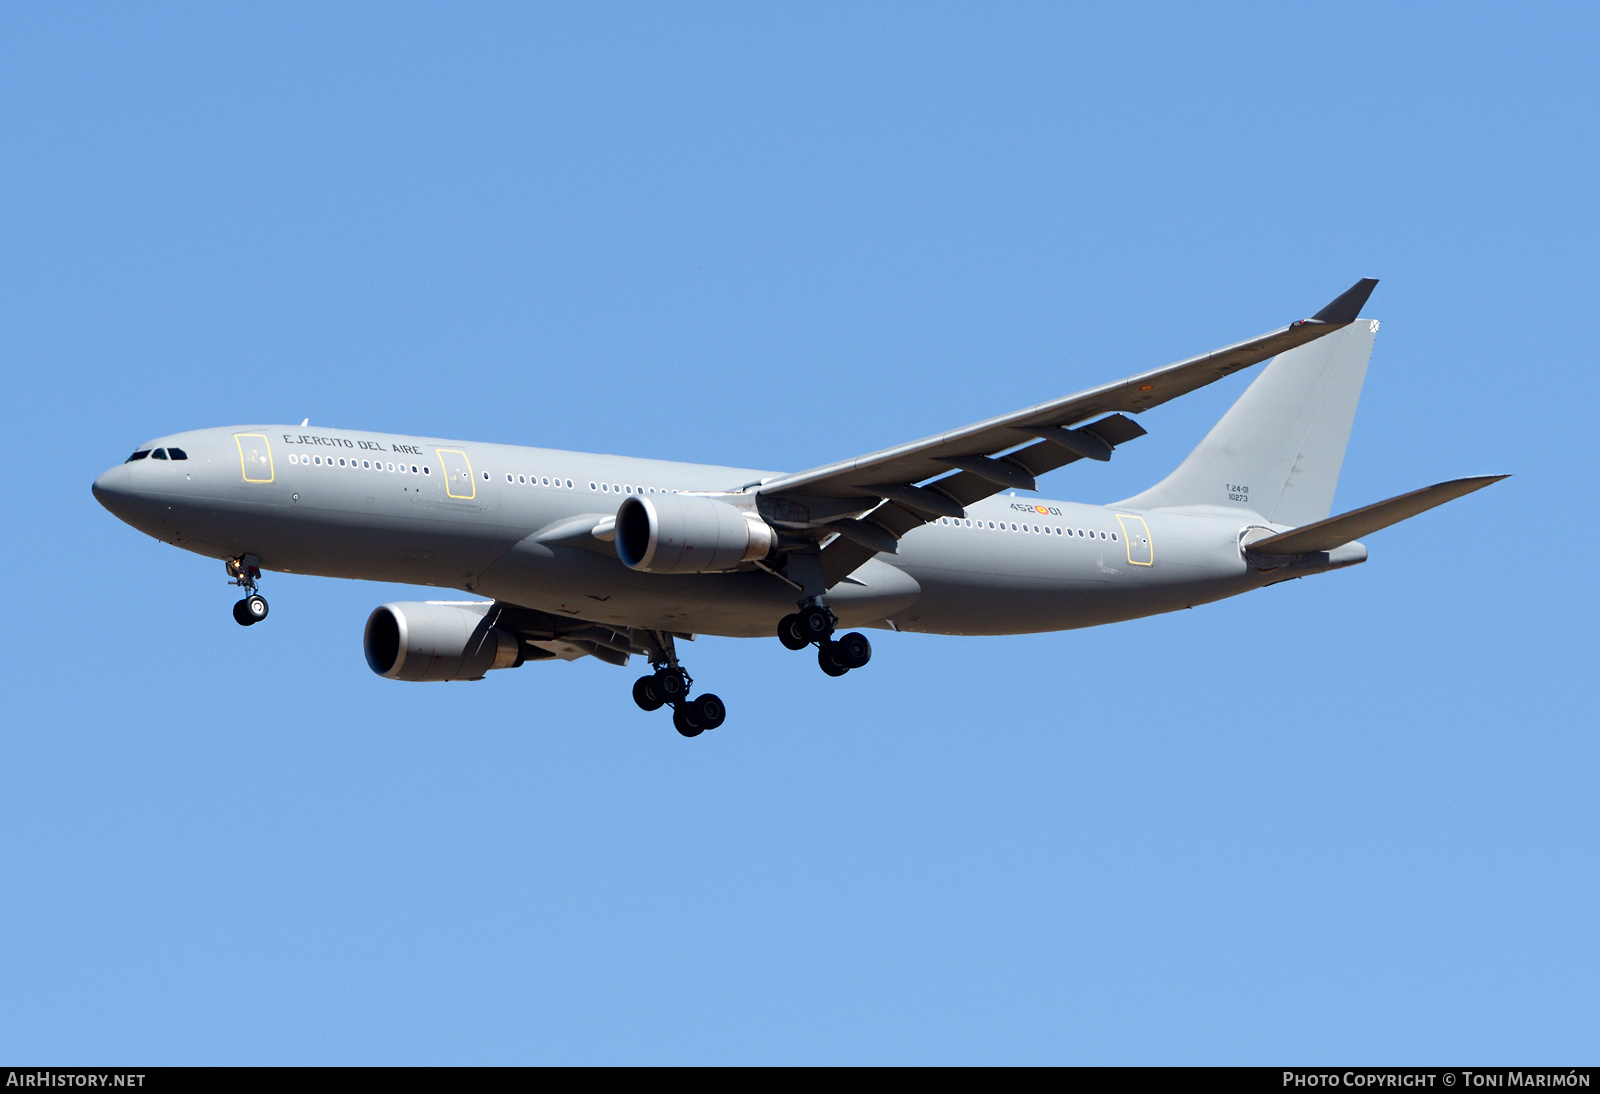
left=631, top=632, right=726, bottom=737
left=778, top=602, right=872, bottom=677
left=227, top=555, right=269, bottom=627
left=232, top=594, right=269, bottom=626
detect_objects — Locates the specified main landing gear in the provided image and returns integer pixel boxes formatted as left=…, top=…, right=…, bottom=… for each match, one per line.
left=227, top=555, right=269, bottom=627
left=777, top=603, right=872, bottom=677
left=631, top=632, right=726, bottom=738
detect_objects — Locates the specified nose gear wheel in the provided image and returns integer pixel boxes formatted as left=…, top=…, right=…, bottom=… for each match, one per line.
left=233, top=594, right=269, bottom=627
left=226, top=556, right=268, bottom=626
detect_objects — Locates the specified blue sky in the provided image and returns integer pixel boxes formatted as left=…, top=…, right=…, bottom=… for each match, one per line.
left=1, top=3, right=1595, bottom=1064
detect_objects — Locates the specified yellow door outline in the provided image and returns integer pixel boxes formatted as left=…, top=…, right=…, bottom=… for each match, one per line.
left=437, top=448, right=476, bottom=499
left=1115, top=514, right=1154, bottom=566
left=235, top=433, right=275, bottom=483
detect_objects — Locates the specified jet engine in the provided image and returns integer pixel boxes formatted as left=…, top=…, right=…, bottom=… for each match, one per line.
left=363, top=601, right=523, bottom=682
left=615, top=494, right=777, bottom=573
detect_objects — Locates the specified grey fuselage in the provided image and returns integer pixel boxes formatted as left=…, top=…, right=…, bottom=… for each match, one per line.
left=91, top=424, right=1363, bottom=638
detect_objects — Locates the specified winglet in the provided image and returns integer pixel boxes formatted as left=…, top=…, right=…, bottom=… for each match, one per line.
left=1309, top=277, right=1380, bottom=324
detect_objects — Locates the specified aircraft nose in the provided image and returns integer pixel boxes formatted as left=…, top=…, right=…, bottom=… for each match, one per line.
left=92, top=464, right=135, bottom=516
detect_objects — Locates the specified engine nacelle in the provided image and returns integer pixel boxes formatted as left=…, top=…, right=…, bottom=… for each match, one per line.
left=615, top=494, right=776, bottom=573
left=363, top=601, right=523, bottom=682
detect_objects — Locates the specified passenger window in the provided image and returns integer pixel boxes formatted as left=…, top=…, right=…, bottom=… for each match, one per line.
left=168, top=448, right=188, bottom=460
left=422, top=466, right=430, bottom=475
left=126, top=450, right=150, bottom=462
left=565, top=480, right=573, bottom=489
left=151, top=448, right=168, bottom=460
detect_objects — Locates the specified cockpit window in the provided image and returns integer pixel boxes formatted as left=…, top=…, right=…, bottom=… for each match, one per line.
left=151, top=448, right=169, bottom=460
left=167, top=447, right=188, bottom=460
left=126, top=450, right=150, bottom=462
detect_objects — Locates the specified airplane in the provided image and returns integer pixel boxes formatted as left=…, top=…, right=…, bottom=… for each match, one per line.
left=92, top=278, right=1504, bottom=737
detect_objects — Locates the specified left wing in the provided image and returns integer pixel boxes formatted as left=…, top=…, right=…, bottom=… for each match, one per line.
left=488, top=600, right=688, bottom=667
left=755, top=278, right=1379, bottom=585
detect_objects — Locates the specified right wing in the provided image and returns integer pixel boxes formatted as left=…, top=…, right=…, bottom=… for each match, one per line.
left=755, top=278, right=1380, bottom=585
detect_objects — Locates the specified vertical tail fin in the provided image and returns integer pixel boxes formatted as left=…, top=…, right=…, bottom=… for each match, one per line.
left=1115, top=318, right=1379, bottom=526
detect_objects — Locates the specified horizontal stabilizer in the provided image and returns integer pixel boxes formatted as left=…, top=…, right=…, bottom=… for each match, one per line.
left=1248, top=475, right=1508, bottom=556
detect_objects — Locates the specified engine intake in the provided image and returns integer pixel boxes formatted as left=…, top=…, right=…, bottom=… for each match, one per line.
left=615, top=494, right=776, bottom=573
left=363, top=601, right=523, bottom=682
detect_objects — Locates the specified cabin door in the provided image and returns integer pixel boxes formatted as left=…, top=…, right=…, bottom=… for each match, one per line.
left=1115, top=514, right=1154, bottom=566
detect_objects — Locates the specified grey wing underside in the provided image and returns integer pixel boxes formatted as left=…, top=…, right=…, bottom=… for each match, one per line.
left=486, top=601, right=686, bottom=668
left=755, top=278, right=1379, bottom=586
